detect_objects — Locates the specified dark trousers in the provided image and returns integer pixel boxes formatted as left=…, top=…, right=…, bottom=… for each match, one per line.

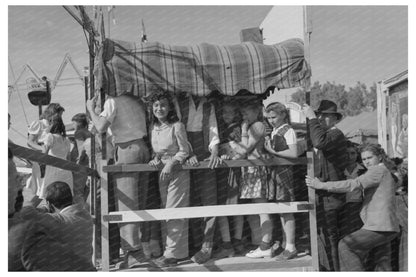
left=338, top=202, right=363, bottom=240
left=316, top=192, right=344, bottom=271
left=187, top=132, right=217, bottom=251
left=338, top=229, right=397, bottom=271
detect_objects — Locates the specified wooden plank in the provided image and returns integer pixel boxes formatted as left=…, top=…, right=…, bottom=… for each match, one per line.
left=103, top=202, right=313, bottom=223
left=103, top=157, right=308, bottom=173
left=99, top=159, right=110, bottom=271
left=306, top=151, right=319, bottom=271
left=113, top=254, right=313, bottom=272
left=8, top=142, right=98, bottom=177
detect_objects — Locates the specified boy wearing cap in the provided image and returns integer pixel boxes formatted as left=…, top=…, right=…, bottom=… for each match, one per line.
left=302, top=100, right=348, bottom=271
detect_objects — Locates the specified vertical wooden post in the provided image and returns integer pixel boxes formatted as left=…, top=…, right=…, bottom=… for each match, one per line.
left=99, top=87, right=110, bottom=271
left=303, top=5, right=319, bottom=271
left=99, top=158, right=110, bottom=271
left=307, top=152, right=319, bottom=271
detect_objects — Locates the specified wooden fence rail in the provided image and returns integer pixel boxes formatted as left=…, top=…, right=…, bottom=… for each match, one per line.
left=99, top=152, right=318, bottom=271
left=8, top=142, right=98, bottom=177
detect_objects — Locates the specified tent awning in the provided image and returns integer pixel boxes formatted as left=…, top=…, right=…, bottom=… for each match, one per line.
left=95, top=38, right=310, bottom=97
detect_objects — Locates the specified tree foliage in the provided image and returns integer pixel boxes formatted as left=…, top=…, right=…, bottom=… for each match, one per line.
left=290, top=81, right=377, bottom=117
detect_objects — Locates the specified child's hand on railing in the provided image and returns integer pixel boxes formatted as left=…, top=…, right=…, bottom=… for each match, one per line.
left=220, top=154, right=230, bottom=160
left=186, top=155, right=199, bottom=167
left=148, top=158, right=161, bottom=168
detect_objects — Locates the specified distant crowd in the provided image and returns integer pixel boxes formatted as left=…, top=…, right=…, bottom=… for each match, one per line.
left=8, top=92, right=408, bottom=271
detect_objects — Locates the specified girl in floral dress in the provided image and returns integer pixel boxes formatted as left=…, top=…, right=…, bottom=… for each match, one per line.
left=234, top=101, right=273, bottom=258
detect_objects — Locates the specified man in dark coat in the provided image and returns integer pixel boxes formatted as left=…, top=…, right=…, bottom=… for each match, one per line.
left=302, top=100, right=348, bottom=271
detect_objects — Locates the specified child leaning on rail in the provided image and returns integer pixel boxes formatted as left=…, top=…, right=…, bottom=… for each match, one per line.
left=264, top=102, right=299, bottom=260
left=233, top=100, right=273, bottom=258
left=212, top=99, right=245, bottom=258
left=147, top=91, right=191, bottom=268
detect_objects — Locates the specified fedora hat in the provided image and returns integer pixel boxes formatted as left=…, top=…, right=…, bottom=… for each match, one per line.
left=315, top=100, right=342, bottom=120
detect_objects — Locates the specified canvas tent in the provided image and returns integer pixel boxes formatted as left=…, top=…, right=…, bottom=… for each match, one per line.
left=94, top=38, right=310, bottom=97
left=336, top=110, right=378, bottom=144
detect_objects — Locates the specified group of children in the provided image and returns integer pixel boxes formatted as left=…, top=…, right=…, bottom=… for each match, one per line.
left=27, top=93, right=304, bottom=267
left=144, top=91, right=303, bottom=266
left=26, top=103, right=92, bottom=206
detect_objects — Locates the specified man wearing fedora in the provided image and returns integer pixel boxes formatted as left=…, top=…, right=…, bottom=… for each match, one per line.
left=302, top=100, right=349, bottom=271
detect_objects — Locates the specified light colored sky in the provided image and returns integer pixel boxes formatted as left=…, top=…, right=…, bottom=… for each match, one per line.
left=6, top=5, right=408, bottom=146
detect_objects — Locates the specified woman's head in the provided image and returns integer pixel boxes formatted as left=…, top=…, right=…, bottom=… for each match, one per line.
left=48, top=114, right=66, bottom=137
left=240, top=101, right=262, bottom=124
left=71, top=113, right=88, bottom=130
left=222, top=101, right=240, bottom=125
left=265, top=102, right=290, bottom=128
left=41, top=103, right=65, bottom=121
left=359, top=143, right=389, bottom=169
left=149, top=91, right=179, bottom=125
left=346, top=141, right=360, bottom=165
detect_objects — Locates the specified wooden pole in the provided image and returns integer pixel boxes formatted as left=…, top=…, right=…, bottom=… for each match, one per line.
left=303, top=5, right=319, bottom=272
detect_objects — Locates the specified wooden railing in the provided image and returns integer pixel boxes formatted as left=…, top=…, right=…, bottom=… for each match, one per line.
left=9, top=142, right=98, bottom=177
left=99, top=152, right=319, bottom=271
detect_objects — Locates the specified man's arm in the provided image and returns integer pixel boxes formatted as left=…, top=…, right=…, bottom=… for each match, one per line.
left=86, top=95, right=111, bottom=134
left=308, top=119, right=343, bottom=149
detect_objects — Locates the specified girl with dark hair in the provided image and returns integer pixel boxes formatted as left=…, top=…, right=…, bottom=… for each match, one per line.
left=148, top=92, right=179, bottom=126
left=264, top=102, right=299, bottom=260
left=27, top=103, right=66, bottom=198
left=39, top=115, right=73, bottom=199
left=147, top=91, right=191, bottom=267
left=306, top=143, right=400, bottom=271
left=39, top=103, right=65, bottom=121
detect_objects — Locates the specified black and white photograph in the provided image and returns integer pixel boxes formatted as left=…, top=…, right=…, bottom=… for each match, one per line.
left=7, top=3, right=409, bottom=272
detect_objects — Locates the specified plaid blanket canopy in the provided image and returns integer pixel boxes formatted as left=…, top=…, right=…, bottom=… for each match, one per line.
left=95, top=38, right=310, bottom=97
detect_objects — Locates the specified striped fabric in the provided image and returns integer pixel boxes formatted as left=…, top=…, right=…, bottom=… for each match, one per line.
left=95, top=38, right=310, bottom=97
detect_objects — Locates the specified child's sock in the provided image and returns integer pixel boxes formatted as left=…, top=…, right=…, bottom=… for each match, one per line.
left=259, top=241, right=271, bottom=251
left=285, top=243, right=296, bottom=252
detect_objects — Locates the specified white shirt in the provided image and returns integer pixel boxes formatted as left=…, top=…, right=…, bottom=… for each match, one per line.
left=100, top=95, right=147, bottom=144
left=184, top=97, right=219, bottom=151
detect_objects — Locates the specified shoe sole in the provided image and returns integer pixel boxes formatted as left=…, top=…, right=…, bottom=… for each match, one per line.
left=246, top=255, right=272, bottom=259
left=275, top=255, right=298, bottom=261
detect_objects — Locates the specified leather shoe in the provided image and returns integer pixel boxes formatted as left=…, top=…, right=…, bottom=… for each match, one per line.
left=275, top=249, right=298, bottom=261
left=191, top=248, right=211, bottom=264
left=116, top=249, right=148, bottom=269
